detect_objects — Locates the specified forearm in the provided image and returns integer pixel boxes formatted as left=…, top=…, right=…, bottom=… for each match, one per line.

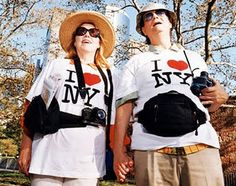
left=113, top=102, right=133, bottom=156
left=20, top=132, right=33, bottom=151
left=113, top=101, right=134, bottom=182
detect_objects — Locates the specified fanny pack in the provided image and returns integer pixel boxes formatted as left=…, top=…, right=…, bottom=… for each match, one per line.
left=137, top=92, right=206, bottom=137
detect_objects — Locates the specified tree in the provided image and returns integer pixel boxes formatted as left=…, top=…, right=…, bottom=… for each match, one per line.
left=0, top=0, right=46, bottom=156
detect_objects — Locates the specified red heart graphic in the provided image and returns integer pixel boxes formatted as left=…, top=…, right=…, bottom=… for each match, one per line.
left=84, top=73, right=101, bottom=86
left=167, top=60, right=188, bottom=71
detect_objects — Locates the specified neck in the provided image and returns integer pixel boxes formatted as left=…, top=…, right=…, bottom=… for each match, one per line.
left=150, top=32, right=172, bottom=49
left=76, top=51, right=96, bottom=64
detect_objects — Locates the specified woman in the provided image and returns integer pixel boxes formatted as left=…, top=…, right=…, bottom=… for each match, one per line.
left=18, top=11, right=116, bottom=186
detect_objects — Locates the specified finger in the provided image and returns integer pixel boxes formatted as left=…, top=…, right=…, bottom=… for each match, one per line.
left=118, top=178, right=125, bottom=183
left=118, top=172, right=126, bottom=183
left=117, top=165, right=129, bottom=175
left=116, top=162, right=129, bottom=174
left=114, top=165, right=127, bottom=178
left=128, top=160, right=134, bottom=167
left=201, top=100, right=213, bottom=106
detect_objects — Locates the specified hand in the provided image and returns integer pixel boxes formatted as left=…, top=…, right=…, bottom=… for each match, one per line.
left=200, top=79, right=228, bottom=112
left=18, top=147, right=31, bottom=176
left=113, top=152, right=134, bottom=183
left=18, top=133, right=33, bottom=177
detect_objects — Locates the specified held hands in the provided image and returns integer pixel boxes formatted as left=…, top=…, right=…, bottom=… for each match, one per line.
left=113, top=151, right=134, bottom=183
left=200, top=79, right=228, bottom=112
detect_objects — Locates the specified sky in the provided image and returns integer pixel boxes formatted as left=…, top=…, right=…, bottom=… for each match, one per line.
left=10, top=0, right=235, bottom=93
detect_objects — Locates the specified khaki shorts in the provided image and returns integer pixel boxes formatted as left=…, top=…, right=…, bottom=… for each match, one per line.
left=134, top=147, right=224, bottom=186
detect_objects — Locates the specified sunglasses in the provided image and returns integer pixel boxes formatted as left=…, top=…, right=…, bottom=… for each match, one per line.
left=75, top=27, right=100, bottom=38
left=143, top=9, right=167, bottom=22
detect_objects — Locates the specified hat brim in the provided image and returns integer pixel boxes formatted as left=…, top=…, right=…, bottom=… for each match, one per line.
left=136, top=6, right=177, bottom=36
left=59, top=11, right=115, bottom=58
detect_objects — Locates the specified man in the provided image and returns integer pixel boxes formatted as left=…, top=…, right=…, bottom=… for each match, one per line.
left=113, top=3, right=228, bottom=186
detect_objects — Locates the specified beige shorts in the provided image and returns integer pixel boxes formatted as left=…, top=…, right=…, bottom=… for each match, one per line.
left=134, top=147, right=224, bottom=186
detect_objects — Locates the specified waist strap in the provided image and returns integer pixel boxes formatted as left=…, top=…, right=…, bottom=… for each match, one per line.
left=59, top=112, right=103, bottom=128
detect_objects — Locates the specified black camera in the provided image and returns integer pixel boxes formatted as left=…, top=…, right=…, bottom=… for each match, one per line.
left=81, top=107, right=106, bottom=127
left=190, top=71, right=214, bottom=97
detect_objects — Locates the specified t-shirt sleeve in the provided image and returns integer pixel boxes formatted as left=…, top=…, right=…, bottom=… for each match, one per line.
left=115, top=59, right=138, bottom=107
left=26, top=60, right=54, bottom=101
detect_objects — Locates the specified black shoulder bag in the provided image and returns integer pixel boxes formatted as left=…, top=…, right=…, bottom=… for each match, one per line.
left=24, top=92, right=60, bottom=135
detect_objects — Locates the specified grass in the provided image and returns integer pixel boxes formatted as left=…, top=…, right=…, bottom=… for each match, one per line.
left=0, top=170, right=30, bottom=186
left=0, top=170, right=135, bottom=186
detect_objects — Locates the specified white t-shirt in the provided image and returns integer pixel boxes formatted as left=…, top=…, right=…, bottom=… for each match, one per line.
left=116, top=44, right=220, bottom=150
left=26, top=58, right=115, bottom=178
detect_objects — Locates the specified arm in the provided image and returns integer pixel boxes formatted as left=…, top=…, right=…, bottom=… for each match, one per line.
left=18, top=99, right=33, bottom=176
left=200, top=79, right=228, bottom=112
left=113, top=101, right=134, bottom=183
left=18, top=132, right=32, bottom=176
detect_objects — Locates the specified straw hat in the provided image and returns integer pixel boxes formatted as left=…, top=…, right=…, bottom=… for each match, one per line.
left=136, top=3, right=177, bottom=36
left=59, top=11, right=115, bottom=58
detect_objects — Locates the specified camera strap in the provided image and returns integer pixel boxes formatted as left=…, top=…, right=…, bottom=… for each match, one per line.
left=73, top=56, right=87, bottom=99
left=105, top=68, right=113, bottom=149
left=96, top=64, right=113, bottom=149
left=73, top=56, right=113, bottom=130
left=183, top=50, right=194, bottom=77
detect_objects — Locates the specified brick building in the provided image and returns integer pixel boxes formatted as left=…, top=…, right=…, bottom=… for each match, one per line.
left=210, top=95, right=236, bottom=184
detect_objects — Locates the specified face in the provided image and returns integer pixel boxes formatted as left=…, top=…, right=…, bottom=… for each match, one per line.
left=141, top=9, right=172, bottom=37
left=74, top=23, right=100, bottom=54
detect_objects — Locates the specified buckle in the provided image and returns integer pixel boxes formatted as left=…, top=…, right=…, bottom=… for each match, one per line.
left=175, top=147, right=186, bottom=155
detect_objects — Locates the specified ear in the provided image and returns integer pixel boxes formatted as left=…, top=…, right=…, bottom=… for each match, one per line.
left=141, top=26, right=147, bottom=36
left=168, top=19, right=173, bottom=29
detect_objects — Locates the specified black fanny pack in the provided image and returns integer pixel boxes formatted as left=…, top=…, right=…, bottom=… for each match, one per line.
left=137, top=92, right=206, bottom=137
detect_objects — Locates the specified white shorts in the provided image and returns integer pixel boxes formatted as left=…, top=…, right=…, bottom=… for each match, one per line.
left=31, top=174, right=98, bottom=186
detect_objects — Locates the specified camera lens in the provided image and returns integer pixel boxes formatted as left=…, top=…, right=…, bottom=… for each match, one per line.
left=97, top=109, right=106, bottom=120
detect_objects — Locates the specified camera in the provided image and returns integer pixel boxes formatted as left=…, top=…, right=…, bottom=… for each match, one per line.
left=190, top=71, right=214, bottom=97
left=82, top=107, right=106, bottom=127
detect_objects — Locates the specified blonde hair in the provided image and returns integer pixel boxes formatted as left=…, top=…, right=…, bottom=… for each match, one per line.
left=65, top=27, right=110, bottom=69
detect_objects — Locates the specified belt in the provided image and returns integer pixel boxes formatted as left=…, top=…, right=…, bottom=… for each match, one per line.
left=156, top=144, right=208, bottom=155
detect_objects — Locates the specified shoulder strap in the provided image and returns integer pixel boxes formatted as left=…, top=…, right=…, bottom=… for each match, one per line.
left=96, top=65, right=109, bottom=106
left=73, top=57, right=87, bottom=99
left=183, top=50, right=194, bottom=77
left=106, top=68, right=113, bottom=149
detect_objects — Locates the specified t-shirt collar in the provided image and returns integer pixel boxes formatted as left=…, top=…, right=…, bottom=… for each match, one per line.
left=149, top=43, right=185, bottom=54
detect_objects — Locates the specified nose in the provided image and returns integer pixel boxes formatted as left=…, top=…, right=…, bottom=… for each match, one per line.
left=153, top=12, right=159, bottom=19
left=84, top=31, right=90, bottom=37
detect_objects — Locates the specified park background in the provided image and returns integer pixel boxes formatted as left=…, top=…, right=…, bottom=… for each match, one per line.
left=0, top=0, right=235, bottom=185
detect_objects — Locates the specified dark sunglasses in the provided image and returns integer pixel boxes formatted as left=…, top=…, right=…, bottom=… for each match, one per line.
left=75, top=27, right=100, bottom=38
left=143, top=9, right=167, bottom=22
